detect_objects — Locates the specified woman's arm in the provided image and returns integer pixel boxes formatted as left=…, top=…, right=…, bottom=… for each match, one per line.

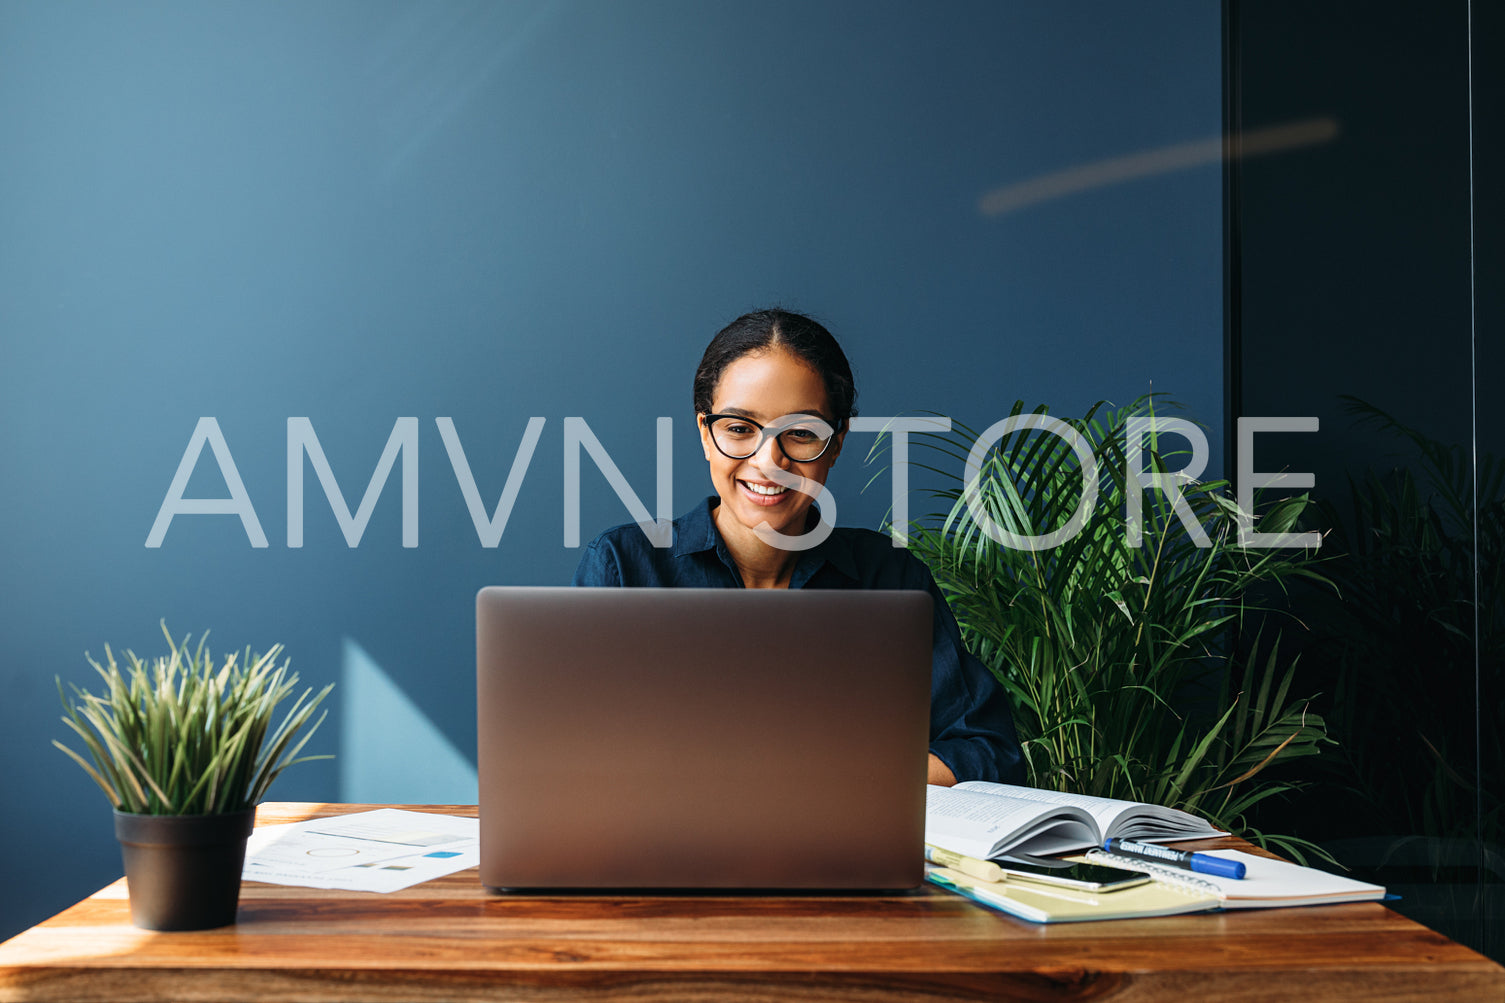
left=928, top=753, right=957, bottom=786
left=907, top=557, right=1026, bottom=785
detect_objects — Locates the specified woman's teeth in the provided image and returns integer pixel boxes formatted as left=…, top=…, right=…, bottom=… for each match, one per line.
left=743, top=481, right=787, bottom=496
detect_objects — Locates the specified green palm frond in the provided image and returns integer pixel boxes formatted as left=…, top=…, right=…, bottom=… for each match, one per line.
left=891, top=396, right=1331, bottom=839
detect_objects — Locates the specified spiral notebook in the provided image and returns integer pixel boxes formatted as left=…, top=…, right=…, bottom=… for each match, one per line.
left=928, top=849, right=1385, bottom=923
left=1084, top=848, right=1387, bottom=910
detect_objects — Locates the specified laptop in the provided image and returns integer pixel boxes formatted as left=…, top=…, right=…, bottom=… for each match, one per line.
left=475, top=586, right=932, bottom=891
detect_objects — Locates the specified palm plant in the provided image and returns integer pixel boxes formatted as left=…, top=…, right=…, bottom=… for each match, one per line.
left=55, top=623, right=333, bottom=815
left=880, top=398, right=1332, bottom=858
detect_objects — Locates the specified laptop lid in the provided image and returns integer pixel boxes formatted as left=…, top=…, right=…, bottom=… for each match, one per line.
left=476, top=586, right=931, bottom=890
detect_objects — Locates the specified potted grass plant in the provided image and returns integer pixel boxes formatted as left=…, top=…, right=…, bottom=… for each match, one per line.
left=55, top=623, right=333, bottom=931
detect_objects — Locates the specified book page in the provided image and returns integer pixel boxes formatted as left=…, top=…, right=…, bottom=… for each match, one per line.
left=924, top=786, right=1098, bottom=859
left=955, top=782, right=1219, bottom=841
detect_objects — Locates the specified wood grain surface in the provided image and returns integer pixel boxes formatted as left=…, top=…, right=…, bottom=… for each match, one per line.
left=1, top=803, right=1500, bottom=1002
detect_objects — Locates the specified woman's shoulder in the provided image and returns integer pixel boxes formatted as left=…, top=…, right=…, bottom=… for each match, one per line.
left=584, top=518, right=654, bottom=550
left=577, top=516, right=678, bottom=570
left=586, top=498, right=716, bottom=555
left=574, top=499, right=723, bottom=588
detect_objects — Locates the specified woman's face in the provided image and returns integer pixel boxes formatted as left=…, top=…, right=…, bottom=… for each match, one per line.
left=699, top=347, right=844, bottom=544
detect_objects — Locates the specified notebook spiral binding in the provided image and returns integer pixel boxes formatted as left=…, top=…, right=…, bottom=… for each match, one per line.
left=1085, top=849, right=1223, bottom=897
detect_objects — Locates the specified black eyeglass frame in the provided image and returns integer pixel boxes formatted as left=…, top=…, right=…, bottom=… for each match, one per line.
left=700, top=412, right=841, bottom=462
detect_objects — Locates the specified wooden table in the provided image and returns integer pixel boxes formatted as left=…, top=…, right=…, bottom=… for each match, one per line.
left=2, top=803, right=1501, bottom=1002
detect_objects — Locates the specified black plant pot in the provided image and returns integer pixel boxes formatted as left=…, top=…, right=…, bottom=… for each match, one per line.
left=113, top=808, right=256, bottom=931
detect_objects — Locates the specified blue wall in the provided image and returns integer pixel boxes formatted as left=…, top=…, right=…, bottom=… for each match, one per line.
left=0, top=0, right=1220, bottom=936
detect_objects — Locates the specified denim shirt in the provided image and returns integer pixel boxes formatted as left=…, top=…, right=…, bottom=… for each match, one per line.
left=572, top=496, right=1024, bottom=784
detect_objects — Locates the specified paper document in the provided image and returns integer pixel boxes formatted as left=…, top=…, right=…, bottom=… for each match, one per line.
left=243, top=808, right=479, bottom=893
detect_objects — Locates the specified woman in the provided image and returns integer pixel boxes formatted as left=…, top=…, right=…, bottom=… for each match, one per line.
left=573, top=308, right=1024, bottom=786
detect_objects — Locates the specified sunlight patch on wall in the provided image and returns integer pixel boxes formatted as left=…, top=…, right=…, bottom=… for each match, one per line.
left=339, top=637, right=478, bottom=804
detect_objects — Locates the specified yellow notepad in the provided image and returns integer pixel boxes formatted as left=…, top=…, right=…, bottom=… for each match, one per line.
left=926, top=865, right=1220, bottom=923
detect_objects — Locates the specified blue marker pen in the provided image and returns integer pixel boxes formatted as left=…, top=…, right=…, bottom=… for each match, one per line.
left=1103, top=838, right=1247, bottom=880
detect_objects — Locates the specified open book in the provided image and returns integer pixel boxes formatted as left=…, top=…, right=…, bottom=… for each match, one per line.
left=925, top=782, right=1223, bottom=861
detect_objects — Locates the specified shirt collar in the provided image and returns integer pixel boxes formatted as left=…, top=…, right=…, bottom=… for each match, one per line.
left=670, top=496, right=723, bottom=558
left=673, top=495, right=860, bottom=586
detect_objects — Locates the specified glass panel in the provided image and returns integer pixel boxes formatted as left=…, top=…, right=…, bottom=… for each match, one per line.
left=1227, top=0, right=1498, bottom=961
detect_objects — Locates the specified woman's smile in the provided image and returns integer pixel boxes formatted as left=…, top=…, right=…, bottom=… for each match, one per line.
left=737, top=478, right=790, bottom=503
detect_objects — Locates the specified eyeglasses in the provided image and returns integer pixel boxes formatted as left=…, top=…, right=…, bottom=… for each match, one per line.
left=701, top=413, right=838, bottom=462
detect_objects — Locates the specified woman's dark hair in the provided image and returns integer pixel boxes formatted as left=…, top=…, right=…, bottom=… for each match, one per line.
left=692, top=309, right=858, bottom=429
